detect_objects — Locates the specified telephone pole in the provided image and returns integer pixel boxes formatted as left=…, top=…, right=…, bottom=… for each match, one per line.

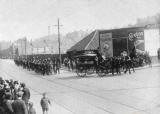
left=48, top=26, right=50, bottom=39
left=44, top=40, right=46, bottom=54
left=30, top=39, right=33, bottom=55
left=24, top=37, right=27, bottom=56
left=54, top=18, right=63, bottom=66
left=21, top=39, right=23, bottom=55
left=11, top=43, right=14, bottom=59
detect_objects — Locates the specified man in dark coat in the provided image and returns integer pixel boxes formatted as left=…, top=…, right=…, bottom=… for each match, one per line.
left=111, top=57, right=116, bottom=75
left=21, top=83, right=30, bottom=109
left=12, top=92, right=28, bottom=114
left=3, top=94, right=13, bottom=114
left=124, top=55, right=132, bottom=74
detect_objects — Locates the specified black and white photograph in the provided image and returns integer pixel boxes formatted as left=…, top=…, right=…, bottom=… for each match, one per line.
left=0, top=0, right=160, bottom=114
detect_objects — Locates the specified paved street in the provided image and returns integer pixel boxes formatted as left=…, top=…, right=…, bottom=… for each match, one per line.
left=0, top=59, right=160, bottom=114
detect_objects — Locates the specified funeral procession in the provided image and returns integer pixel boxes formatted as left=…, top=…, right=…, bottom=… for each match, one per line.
left=0, top=0, right=160, bottom=114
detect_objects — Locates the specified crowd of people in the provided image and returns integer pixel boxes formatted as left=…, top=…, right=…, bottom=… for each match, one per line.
left=14, top=56, right=60, bottom=75
left=0, top=77, right=34, bottom=114
left=0, top=77, right=52, bottom=114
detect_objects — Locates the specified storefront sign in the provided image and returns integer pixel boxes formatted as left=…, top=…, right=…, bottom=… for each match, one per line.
left=128, top=31, right=144, bottom=41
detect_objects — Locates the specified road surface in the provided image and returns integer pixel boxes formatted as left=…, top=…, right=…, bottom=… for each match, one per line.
left=0, top=59, right=160, bottom=114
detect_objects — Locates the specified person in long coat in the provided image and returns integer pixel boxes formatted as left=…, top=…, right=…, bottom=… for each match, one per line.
left=3, top=94, right=14, bottom=114
left=12, top=92, right=28, bottom=114
left=21, top=83, right=30, bottom=109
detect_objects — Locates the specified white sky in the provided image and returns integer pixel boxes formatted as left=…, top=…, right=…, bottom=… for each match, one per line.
left=0, top=0, right=159, bottom=41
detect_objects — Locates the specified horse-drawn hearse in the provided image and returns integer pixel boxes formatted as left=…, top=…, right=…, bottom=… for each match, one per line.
left=74, top=50, right=111, bottom=77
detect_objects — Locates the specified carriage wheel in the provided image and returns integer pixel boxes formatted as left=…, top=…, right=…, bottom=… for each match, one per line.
left=76, top=67, right=87, bottom=77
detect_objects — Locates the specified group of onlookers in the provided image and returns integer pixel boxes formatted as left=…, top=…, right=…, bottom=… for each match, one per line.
left=0, top=77, right=52, bottom=114
left=0, top=77, right=35, bottom=114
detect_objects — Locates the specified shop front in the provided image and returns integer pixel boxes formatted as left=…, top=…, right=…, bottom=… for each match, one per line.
left=99, top=27, right=145, bottom=57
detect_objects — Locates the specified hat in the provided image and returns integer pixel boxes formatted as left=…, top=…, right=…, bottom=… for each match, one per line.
left=29, top=102, right=33, bottom=107
left=0, top=84, right=3, bottom=89
left=14, top=81, right=18, bottom=85
left=21, top=83, right=26, bottom=87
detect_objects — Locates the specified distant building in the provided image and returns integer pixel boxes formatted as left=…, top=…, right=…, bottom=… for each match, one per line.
left=15, top=38, right=55, bottom=55
left=15, top=37, right=28, bottom=56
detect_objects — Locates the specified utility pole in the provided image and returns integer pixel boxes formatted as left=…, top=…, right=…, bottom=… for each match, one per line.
left=44, top=40, right=46, bottom=54
left=24, top=37, right=27, bottom=56
left=11, top=43, right=14, bottom=59
left=48, top=26, right=50, bottom=39
left=30, top=39, right=33, bottom=55
left=21, top=39, right=23, bottom=55
left=54, top=18, right=63, bottom=67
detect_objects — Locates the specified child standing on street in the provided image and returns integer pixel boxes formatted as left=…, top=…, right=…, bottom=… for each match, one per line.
left=40, top=93, right=51, bottom=114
